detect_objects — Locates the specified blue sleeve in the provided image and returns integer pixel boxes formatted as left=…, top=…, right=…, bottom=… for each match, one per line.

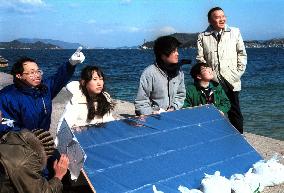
left=44, top=62, right=76, bottom=99
left=0, top=94, right=20, bottom=134
left=0, top=124, right=20, bottom=134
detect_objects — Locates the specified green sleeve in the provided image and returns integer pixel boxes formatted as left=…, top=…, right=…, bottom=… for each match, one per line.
left=217, top=86, right=231, bottom=113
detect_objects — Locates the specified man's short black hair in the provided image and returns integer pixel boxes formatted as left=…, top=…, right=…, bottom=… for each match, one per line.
left=154, top=35, right=181, bottom=62
left=190, top=63, right=210, bottom=81
left=208, top=7, right=223, bottom=21
left=11, top=57, right=37, bottom=76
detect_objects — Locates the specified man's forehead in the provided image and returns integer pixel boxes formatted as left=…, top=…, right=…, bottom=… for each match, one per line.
left=212, top=10, right=224, bottom=16
left=23, top=61, right=39, bottom=69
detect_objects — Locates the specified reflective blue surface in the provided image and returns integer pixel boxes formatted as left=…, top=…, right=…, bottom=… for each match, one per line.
left=74, top=105, right=262, bottom=193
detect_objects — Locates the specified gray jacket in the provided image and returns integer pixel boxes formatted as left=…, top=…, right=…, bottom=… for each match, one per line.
left=134, top=64, right=185, bottom=115
left=196, top=25, right=247, bottom=91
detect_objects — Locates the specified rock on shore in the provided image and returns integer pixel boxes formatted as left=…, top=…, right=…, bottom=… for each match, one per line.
left=1, top=72, right=284, bottom=192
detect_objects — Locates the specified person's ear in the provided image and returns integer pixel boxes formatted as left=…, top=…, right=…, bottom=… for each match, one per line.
left=197, top=74, right=202, bottom=80
left=161, top=54, right=167, bottom=61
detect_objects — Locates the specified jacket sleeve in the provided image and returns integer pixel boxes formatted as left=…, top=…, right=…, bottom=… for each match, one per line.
left=45, top=62, right=76, bottom=99
left=216, top=86, right=231, bottom=113
left=0, top=97, right=20, bottom=134
left=134, top=72, right=154, bottom=115
left=12, top=166, right=63, bottom=193
left=171, top=72, right=186, bottom=110
left=196, top=33, right=207, bottom=63
left=236, top=29, right=247, bottom=79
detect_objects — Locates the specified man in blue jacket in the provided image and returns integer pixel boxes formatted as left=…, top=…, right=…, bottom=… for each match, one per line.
left=0, top=48, right=85, bottom=134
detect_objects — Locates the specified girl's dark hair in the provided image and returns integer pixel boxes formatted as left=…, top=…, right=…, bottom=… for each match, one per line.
left=80, top=66, right=114, bottom=121
left=11, top=57, right=37, bottom=77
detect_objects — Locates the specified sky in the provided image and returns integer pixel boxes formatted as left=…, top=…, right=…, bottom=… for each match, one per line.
left=0, top=0, right=283, bottom=48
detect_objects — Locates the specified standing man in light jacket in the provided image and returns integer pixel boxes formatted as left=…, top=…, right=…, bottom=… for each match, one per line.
left=135, top=35, right=186, bottom=115
left=196, top=7, right=247, bottom=133
left=0, top=47, right=85, bottom=135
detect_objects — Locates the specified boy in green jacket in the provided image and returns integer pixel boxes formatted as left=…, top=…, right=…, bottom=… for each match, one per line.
left=183, top=63, right=231, bottom=115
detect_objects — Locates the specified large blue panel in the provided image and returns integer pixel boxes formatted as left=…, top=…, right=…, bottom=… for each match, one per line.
left=73, top=105, right=262, bottom=193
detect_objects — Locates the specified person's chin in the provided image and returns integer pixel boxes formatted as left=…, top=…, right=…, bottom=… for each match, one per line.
left=95, top=90, right=102, bottom=94
left=33, top=80, right=41, bottom=86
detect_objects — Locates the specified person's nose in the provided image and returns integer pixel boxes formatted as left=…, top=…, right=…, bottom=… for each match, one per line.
left=97, top=80, right=103, bottom=86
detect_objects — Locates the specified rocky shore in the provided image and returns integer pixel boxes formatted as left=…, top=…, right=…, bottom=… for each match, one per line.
left=1, top=72, right=284, bottom=192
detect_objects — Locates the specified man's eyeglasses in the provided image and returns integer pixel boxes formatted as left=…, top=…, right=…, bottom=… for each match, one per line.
left=22, top=69, right=43, bottom=77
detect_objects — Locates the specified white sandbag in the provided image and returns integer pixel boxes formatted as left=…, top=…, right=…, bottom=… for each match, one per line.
left=230, top=174, right=252, bottom=193
left=244, top=168, right=264, bottom=192
left=252, top=156, right=284, bottom=186
left=200, top=171, right=231, bottom=193
left=152, top=185, right=164, bottom=193
left=178, top=185, right=202, bottom=193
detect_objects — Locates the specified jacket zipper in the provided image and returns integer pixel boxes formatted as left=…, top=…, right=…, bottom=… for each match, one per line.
left=41, top=97, right=47, bottom=114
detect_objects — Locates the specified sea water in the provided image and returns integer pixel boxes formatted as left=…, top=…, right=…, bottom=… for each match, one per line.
left=0, top=48, right=283, bottom=140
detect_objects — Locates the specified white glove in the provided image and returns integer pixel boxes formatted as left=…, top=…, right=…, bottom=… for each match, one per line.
left=69, top=46, right=85, bottom=66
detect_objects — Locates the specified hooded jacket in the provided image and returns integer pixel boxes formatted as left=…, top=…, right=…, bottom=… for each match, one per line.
left=196, top=25, right=247, bottom=91
left=0, top=62, right=75, bottom=134
left=0, top=130, right=63, bottom=193
left=183, top=81, right=231, bottom=113
left=134, top=64, right=186, bottom=115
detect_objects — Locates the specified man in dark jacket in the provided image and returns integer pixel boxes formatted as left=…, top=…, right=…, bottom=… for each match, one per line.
left=0, top=129, right=69, bottom=193
left=0, top=47, right=85, bottom=134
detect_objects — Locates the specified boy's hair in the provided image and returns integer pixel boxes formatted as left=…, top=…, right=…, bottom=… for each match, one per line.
left=154, top=35, right=181, bottom=63
left=207, top=7, right=223, bottom=21
left=11, top=57, right=37, bottom=77
left=190, top=63, right=210, bottom=81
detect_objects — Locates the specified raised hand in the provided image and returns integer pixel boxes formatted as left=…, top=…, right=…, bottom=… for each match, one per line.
left=69, top=46, right=85, bottom=65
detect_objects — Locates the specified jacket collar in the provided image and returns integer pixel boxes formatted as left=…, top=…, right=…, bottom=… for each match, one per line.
left=194, top=81, right=218, bottom=91
left=204, top=24, right=231, bottom=36
left=14, top=78, right=47, bottom=98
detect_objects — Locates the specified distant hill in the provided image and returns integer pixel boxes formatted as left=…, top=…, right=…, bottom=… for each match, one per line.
left=141, top=33, right=198, bottom=49
left=0, top=40, right=60, bottom=49
left=140, top=33, right=284, bottom=49
left=16, top=38, right=84, bottom=49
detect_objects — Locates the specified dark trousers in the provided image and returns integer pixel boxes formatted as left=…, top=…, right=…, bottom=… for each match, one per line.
left=225, top=90, right=244, bottom=134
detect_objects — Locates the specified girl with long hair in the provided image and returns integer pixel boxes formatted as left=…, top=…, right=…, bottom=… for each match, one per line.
left=58, top=65, right=115, bottom=130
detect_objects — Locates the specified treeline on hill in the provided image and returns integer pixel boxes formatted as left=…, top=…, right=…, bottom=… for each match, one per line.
left=0, top=40, right=60, bottom=49
left=142, top=33, right=199, bottom=49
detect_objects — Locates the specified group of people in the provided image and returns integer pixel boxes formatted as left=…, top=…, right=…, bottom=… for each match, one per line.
left=0, top=7, right=246, bottom=193
left=135, top=6, right=247, bottom=135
